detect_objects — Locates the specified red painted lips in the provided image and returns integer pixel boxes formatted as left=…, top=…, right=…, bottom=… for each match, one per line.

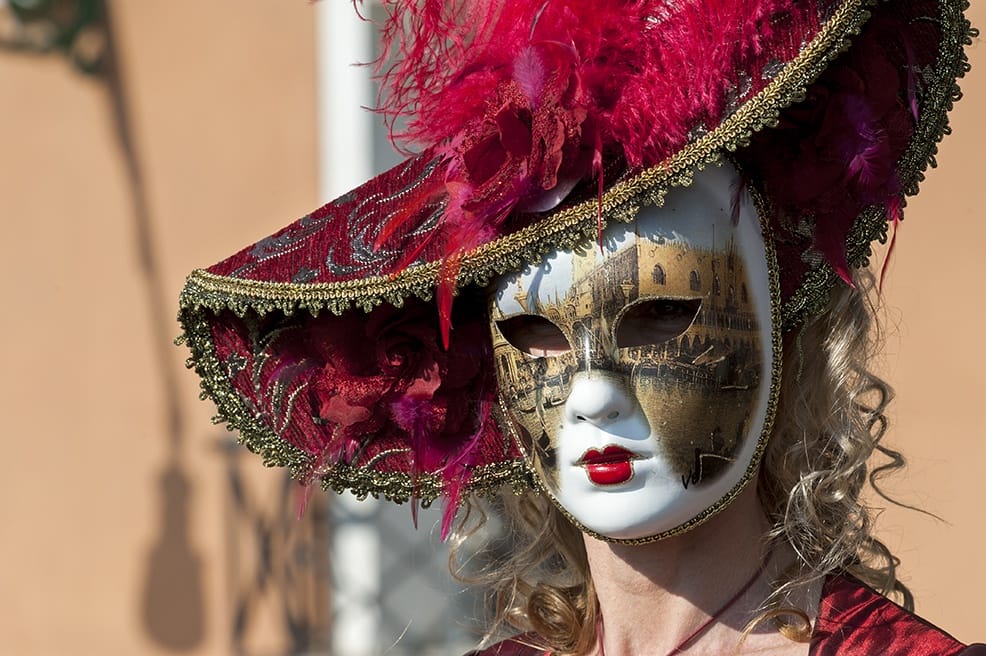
left=577, top=446, right=641, bottom=486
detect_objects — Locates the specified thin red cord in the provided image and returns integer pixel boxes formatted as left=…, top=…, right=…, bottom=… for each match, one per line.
left=596, top=550, right=770, bottom=656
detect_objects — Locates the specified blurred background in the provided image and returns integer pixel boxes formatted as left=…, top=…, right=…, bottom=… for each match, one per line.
left=0, top=1, right=982, bottom=654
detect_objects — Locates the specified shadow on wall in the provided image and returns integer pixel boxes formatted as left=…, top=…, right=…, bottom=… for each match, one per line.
left=221, top=442, right=332, bottom=656
left=141, top=459, right=207, bottom=650
left=0, top=1, right=210, bottom=650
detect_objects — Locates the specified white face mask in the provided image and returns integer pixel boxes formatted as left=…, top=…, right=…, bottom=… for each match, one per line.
left=490, top=163, right=779, bottom=541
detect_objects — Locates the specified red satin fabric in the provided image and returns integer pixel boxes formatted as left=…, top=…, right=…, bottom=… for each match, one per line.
left=811, top=574, right=980, bottom=656
left=467, top=574, right=983, bottom=655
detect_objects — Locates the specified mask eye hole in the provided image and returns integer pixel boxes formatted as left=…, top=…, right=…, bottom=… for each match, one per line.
left=615, top=299, right=702, bottom=349
left=496, top=315, right=571, bottom=357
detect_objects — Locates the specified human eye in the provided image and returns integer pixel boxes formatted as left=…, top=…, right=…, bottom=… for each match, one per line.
left=495, top=315, right=571, bottom=357
left=615, top=298, right=701, bottom=348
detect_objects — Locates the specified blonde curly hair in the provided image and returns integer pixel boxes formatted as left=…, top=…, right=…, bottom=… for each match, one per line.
left=451, top=271, right=909, bottom=654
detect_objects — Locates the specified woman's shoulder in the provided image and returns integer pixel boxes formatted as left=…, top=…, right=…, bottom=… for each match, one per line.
left=464, top=635, right=545, bottom=656
left=467, top=576, right=984, bottom=656
left=812, top=573, right=984, bottom=656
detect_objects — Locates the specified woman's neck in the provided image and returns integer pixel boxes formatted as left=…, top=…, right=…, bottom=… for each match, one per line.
left=583, top=485, right=815, bottom=655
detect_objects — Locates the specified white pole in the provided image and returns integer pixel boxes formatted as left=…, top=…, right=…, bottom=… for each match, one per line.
left=315, top=4, right=380, bottom=656
left=316, top=0, right=375, bottom=201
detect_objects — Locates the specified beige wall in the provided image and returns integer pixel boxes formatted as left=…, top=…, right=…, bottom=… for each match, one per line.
left=0, top=2, right=318, bottom=654
left=0, top=2, right=981, bottom=654
left=876, top=3, right=986, bottom=639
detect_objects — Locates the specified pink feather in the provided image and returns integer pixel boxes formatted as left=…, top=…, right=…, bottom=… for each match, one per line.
left=879, top=198, right=903, bottom=292
left=437, top=400, right=491, bottom=539
left=513, top=46, right=547, bottom=105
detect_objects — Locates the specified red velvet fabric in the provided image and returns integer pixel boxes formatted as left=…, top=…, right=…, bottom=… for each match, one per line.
left=467, top=574, right=983, bottom=656
left=207, top=295, right=521, bottom=486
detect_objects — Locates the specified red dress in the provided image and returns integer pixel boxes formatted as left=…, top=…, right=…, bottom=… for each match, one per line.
left=468, top=575, right=985, bottom=655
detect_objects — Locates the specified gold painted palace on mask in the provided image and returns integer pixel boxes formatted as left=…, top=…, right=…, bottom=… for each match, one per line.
left=495, top=231, right=760, bottom=388
left=493, top=228, right=763, bottom=481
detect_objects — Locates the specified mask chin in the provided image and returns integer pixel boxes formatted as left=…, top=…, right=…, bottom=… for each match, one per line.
left=490, top=162, right=782, bottom=543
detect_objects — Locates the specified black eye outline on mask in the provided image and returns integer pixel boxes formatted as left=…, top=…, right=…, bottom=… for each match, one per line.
left=614, top=297, right=702, bottom=349
left=496, top=314, right=571, bottom=357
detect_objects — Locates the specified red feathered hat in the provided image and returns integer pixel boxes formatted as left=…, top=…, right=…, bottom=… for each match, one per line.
left=179, top=0, right=974, bottom=529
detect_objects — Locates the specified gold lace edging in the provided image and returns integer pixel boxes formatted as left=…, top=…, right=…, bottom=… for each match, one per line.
left=319, top=459, right=534, bottom=505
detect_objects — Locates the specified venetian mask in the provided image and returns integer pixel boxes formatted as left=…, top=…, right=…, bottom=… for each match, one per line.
left=490, top=163, right=779, bottom=541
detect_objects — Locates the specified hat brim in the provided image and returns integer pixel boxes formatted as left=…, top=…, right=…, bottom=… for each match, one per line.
left=179, top=0, right=973, bottom=501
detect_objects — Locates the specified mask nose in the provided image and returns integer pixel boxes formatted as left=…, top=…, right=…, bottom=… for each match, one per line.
left=564, top=374, right=637, bottom=428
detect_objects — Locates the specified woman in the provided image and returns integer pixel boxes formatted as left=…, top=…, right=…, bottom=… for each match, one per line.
left=178, top=0, right=981, bottom=652
left=462, top=168, right=970, bottom=654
